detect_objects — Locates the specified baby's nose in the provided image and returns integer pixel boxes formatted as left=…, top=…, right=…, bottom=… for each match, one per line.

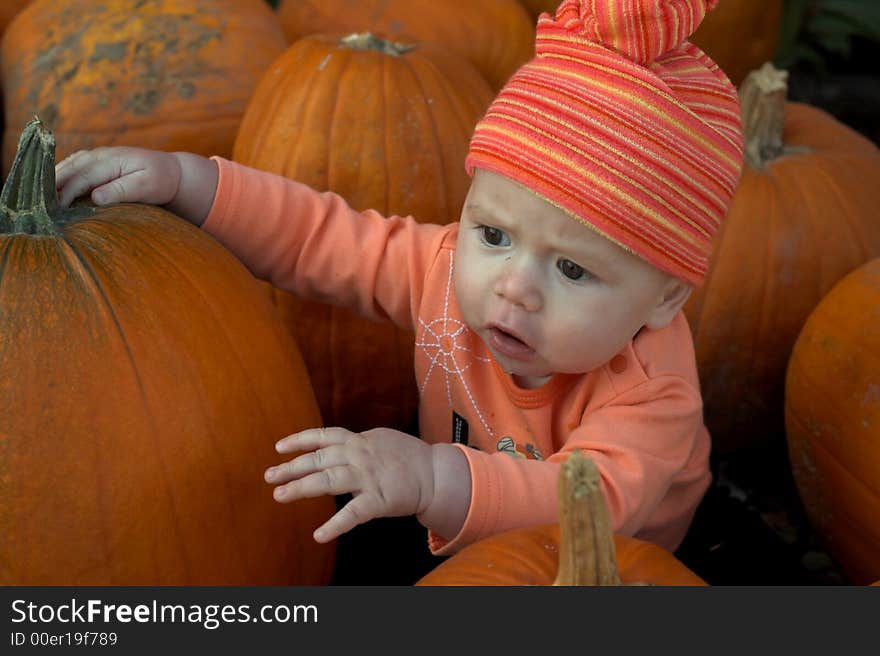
left=493, top=265, right=542, bottom=312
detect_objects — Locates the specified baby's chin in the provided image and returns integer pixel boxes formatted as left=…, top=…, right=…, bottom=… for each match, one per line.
left=510, top=372, right=553, bottom=389
left=499, top=358, right=554, bottom=388
left=510, top=358, right=606, bottom=380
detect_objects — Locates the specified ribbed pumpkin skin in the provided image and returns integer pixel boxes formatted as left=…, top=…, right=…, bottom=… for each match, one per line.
left=690, top=0, right=783, bottom=85
left=274, top=0, right=534, bottom=90
left=233, top=35, right=494, bottom=433
left=0, top=204, right=336, bottom=585
left=684, top=103, right=880, bottom=455
left=784, top=259, right=880, bottom=586
left=416, top=525, right=706, bottom=586
left=0, top=0, right=287, bottom=174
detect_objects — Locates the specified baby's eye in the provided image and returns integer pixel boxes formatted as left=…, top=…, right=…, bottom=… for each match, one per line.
left=557, top=258, right=591, bottom=281
left=480, top=226, right=510, bottom=247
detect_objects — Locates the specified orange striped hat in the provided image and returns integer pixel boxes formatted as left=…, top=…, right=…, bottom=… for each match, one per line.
left=465, top=0, right=743, bottom=285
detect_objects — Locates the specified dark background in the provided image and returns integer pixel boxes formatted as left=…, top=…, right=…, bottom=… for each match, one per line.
left=776, top=0, right=880, bottom=147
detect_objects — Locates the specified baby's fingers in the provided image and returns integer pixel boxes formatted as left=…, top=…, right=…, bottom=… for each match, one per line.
left=312, top=495, right=381, bottom=543
left=55, top=147, right=174, bottom=208
left=264, top=445, right=347, bottom=484
left=272, top=465, right=358, bottom=503
left=55, top=149, right=118, bottom=207
left=275, top=427, right=361, bottom=454
left=54, top=149, right=88, bottom=184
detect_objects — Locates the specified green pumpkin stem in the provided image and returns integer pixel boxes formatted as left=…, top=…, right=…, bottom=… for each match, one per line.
left=0, top=117, right=63, bottom=235
left=553, top=451, right=621, bottom=586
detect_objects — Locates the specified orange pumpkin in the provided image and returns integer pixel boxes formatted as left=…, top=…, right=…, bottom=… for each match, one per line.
left=1, top=0, right=288, bottom=175
left=684, top=63, right=880, bottom=456
left=784, top=258, right=880, bottom=586
left=690, top=0, right=783, bottom=85
left=418, top=452, right=706, bottom=586
left=0, top=119, right=335, bottom=585
left=274, top=0, right=534, bottom=90
left=233, top=33, right=494, bottom=433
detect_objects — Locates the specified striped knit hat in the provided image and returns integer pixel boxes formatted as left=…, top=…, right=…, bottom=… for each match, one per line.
left=465, top=0, right=743, bottom=285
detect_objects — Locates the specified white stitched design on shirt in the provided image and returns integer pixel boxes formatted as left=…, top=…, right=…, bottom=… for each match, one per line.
left=415, top=250, right=495, bottom=439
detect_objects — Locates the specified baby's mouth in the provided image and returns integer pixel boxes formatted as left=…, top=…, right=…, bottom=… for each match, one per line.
left=487, top=325, right=535, bottom=360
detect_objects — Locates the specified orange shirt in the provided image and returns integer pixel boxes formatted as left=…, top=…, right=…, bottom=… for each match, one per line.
left=203, top=158, right=712, bottom=554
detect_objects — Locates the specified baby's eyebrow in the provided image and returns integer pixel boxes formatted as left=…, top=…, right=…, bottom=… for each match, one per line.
left=550, top=236, right=618, bottom=268
left=462, top=203, right=489, bottom=216
left=463, top=204, right=516, bottom=227
left=462, top=207, right=492, bottom=225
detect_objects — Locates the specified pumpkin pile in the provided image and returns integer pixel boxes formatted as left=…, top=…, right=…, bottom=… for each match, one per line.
left=1, top=0, right=879, bottom=588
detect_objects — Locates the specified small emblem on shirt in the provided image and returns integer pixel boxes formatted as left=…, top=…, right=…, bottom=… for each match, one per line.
left=452, top=411, right=469, bottom=446
left=496, top=437, right=544, bottom=461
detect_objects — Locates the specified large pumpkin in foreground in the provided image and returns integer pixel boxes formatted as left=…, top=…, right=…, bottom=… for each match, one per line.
left=418, top=452, right=705, bottom=586
left=233, top=33, right=494, bottom=433
left=0, top=119, right=335, bottom=585
left=684, top=64, right=880, bottom=456
left=785, top=259, right=880, bottom=585
left=1, top=0, right=287, bottom=175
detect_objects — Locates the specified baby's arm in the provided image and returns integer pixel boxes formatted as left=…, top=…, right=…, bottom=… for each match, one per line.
left=265, top=427, right=471, bottom=543
left=55, top=148, right=218, bottom=226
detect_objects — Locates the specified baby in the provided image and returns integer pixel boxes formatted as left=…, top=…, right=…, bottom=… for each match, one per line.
left=55, top=0, right=743, bottom=556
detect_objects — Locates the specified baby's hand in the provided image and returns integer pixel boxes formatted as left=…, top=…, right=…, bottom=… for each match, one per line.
left=265, top=427, right=436, bottom=543
left=55, top=147, right=181, bottom=209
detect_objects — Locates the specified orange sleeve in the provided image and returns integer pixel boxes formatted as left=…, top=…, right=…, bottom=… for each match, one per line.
left=428, top=374, right=708, bottom=555
left=201, top=157, right=451, bottom=330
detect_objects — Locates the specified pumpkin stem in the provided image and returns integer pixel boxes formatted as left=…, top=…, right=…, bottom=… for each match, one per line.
left=553, top=451, right=621, bottom=586
left=0, top=117, right=63, bottom=235
left=340, top=32, right=415, bottom=56
left=738, top=61, right=788, bottom=169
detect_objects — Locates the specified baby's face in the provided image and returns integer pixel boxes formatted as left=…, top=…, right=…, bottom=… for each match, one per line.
left=454, top=168, right=687, bottom=388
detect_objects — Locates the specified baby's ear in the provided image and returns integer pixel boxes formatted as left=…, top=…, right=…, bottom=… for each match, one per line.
left=644, top=278, right=692, bottom=330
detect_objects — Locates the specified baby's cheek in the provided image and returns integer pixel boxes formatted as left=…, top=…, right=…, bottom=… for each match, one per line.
left=543, top=320, right=605, bottom=372
left=453, top=254, right=485, bottom=306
